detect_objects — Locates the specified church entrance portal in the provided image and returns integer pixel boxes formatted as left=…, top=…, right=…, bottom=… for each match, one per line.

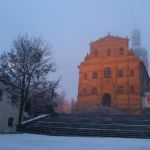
left=103, top=93, right=111, bottom=106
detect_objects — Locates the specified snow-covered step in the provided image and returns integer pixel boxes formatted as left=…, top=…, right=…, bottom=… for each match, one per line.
left=21, top=113, right=150, bottom=138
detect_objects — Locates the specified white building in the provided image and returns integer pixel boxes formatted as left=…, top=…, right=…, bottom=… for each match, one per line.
left=142, top=92, right=150, bottom=114
left=0, top=75, right=19, bottom=132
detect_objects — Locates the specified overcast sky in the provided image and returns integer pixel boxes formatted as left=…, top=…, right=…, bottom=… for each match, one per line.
left=0, top=0, right=150, bottom=99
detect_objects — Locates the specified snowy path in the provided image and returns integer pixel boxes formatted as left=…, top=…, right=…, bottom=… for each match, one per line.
left=0, top=133, right=150, bottom=150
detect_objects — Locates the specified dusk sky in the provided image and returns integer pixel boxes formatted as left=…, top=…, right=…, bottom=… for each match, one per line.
left=0, top=0, right=150, bottom=99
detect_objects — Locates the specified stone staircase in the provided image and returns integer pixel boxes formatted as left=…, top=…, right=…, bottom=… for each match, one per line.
left=21, top=113, right=150, bottom=138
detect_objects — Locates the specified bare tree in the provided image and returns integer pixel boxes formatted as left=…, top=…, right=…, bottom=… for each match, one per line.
left=55, top=91, right=66, bottom=112
left=0, top=34, right=58, bottom=129
left=54, top=91, right=75, bottom=113
left=29, top=80, right=58, bottom=116
left=71, top=98, right=76, bottom=113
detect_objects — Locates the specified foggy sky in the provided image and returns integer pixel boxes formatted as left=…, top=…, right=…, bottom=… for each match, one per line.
left=0, top=0, right=150, bottom=99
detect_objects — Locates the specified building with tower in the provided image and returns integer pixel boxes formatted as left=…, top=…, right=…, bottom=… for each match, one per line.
left=76, top=34, right=150, bottom=115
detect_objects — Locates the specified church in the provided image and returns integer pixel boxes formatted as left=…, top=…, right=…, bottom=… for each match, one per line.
left=76, top=34, right=150, bottom=115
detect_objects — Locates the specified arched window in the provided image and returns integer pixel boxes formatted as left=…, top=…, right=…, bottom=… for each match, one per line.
left=130, top=70, right=134, bottom=77
left=107, top=48, right=111, bottom=56
left=130, top=86, right=135, bottom=94
left=0, top=91, right=3, bottom=101
left=94, top=50, right=98, bottom=56
left=119, top=47, right=124, bottom=55
left=91, top=87, right=97, bottom=95
left=104, top=67, right=111, bottom=78
left=83, top=88, right=86, bottom=96
left=83, top=73, right=87, bottom=80
left=8, top=117, right=14, bottom=127
left=117, top=69, right=124, bottom=77
left=92, top=71, right=98, bottom=79
left=117, top=86, right=124, bottom=94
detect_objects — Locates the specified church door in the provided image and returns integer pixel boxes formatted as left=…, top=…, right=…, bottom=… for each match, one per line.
left=103, top=93, right=111, bottom=106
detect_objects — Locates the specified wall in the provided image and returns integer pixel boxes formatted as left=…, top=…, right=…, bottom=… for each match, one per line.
left=0, top=81, right=19, bottom=132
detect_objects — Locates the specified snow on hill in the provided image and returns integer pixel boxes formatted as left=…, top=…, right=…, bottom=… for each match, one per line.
left=0, top=133, right=150, bottom=150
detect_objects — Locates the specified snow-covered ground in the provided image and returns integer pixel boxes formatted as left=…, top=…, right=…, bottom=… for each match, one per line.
left=22, top=114, right=49, bottom=124
left=0, top=133, right=150, bottom=150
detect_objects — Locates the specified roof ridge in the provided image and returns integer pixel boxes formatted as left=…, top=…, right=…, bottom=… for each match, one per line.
left=90, top=34, right=128, bottom=45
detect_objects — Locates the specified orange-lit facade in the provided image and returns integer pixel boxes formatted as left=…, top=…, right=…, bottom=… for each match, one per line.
left=76, top=35, right=150, bottom=114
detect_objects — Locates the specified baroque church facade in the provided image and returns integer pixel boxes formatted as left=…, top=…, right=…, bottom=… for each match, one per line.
left=76, top=34, right=150, bottom=114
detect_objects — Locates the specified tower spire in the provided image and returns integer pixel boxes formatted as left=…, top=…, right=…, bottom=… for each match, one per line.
left=131, top=28, right=141, bottom=48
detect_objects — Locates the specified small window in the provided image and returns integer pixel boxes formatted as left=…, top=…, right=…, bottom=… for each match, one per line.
left=91, top=87, right=97, bottom=95
left=83, top=88, right=86, bottom=96
left=130, top=86, right=135, bottom=94
left=119, top=47, right=124, bottom=55
left=147, top=97, right=150, bottom=104
left=117, top=69, right=124, bottom=77
left=104, top=67, right=111, bottom=78
left=94, top=50, right=98, bottom=56
left=117, top=86, right=124, bottom=94
left=107, top=48, right=111, bottom=56
left=83, top=73, right=87, bottom=80
left=0, top=91, right=3, bottom=101
left=8, top=117, right=14, bottom=127
left=92, top=71, right=98, bottom=79
left=130, top=70, right=134, bottom=77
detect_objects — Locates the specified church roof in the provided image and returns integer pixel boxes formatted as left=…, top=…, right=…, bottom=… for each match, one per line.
left=90, top=34, right=129, bottom=46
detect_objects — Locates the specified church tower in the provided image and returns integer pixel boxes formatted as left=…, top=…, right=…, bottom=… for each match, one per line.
left=131, top=28, right=149, bottom=71
left=131, top=29, right=141, bottom=48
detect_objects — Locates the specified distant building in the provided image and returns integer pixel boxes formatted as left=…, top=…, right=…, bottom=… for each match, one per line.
left=131, top=29, right=149, bottom=71
left=142, top=92, right=150, bottom=114
left=76, top=34, right=150, bottom=115
left=0, top=74, right=19, bottom=132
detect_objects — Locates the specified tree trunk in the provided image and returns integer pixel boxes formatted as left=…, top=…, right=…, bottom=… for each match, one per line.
left=17, top=75, right=26, bottom=131
left=17, top=99, right=24, bottom=131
